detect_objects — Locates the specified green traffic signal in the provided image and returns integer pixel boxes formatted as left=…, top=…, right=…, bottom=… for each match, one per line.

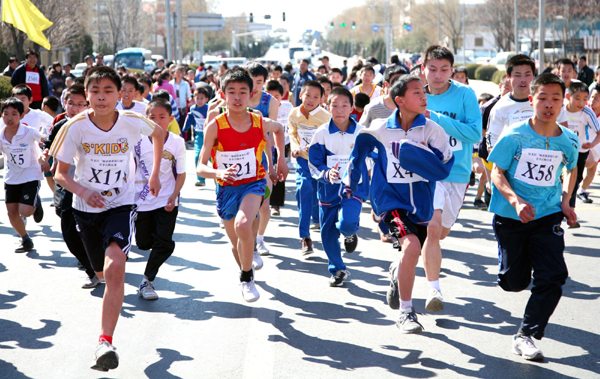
left=340, top=23, right=346, bottom=28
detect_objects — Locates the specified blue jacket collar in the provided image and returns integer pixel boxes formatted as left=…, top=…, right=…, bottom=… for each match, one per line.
left=386, top=109, right=426, bottom=130
left=328, top=116, right=358, bottom=134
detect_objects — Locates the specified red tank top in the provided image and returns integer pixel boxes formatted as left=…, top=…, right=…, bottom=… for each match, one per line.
left=282, top=91, right=289, bottom=101
left=212, top=112, right=266, bottom=186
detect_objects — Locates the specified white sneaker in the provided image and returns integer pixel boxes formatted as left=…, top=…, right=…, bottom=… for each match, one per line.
left=512, top=334, right=544, bottom=360
left=252, top=250, right=264, bottom=270
left=240, top=279, right=260, bottom=302
left=91, top=340, right=119, bottom=371
left=425, top=288, right=444, bottom=312
left=139, top=280, right=159, bottom=300
left=310, top=222, right=320, bottom=230
left=256, top=239, right=270, bottom=256
left=82, top=275, right=102, bottom=289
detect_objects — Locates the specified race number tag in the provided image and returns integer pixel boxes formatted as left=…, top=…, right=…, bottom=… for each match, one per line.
left=508, top=109, right=533, bottom=126
left=83, top=155, right=126, bottom=191
left=514, top=148, right=562, bottom=187
left=7, top=144, right=31, bottom=168
left=216, top=147, right=257, bottom=181
left=194, top=118, right=205, bottom=133
left=25, top=72, right=39, bottom=85
left=297, top=128, right=316, bottom=148
left=385, top=148, right=426, bottom=183
left=327, top=155, right=349, bottom=184
left=448, top=135, right=463, bottom=152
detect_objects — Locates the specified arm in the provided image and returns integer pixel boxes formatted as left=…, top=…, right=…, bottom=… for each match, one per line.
left=55, top=159, right=106, bottom=208
left=205, top=106, right=220, bottom=127
left=358, top=106, right=371, bottom=127
left=165, top=172, right=186, bottom=212
left=486, top=105, right=505, bottom=149
left=491, top=165, right=536, bottom=224
left=581, top=109, right=600, bottom=149
left=428, top=89, right=482, bottom=144
left=182, top=109, right=195, bottom=133
left=196, top=121, right=237, bottom=183
left=288, top=114, right=302, bottom=158
left=561, top=167, right=578, bottom=226
left=268, top=97, right=279, bottom=121
left=263, top=119, right=289, bottom=182
left=342, top=132, right=376, bottom=191
left=308, top=132, right=335, bottom=183
left=148, top=126, right=164, bottom=196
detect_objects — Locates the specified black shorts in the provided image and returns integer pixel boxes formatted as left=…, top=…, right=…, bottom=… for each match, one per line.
left=4, top=180, right=40, bottom=206
left=383, top=209, right=428, bottom=247
left=72, top=205, right=137, bottom=272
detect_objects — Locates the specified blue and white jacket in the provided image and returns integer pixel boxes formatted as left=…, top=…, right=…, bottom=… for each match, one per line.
left=182, top=104, right=208, bottom=133
left=343, top=111, right=454, bottom=224
left=308, top=118, right=369, bottom=205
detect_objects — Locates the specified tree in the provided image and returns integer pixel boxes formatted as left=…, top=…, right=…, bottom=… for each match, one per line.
left=410, top=0, right=463, bottom=53
left=482, top=0, right=515, bottom=52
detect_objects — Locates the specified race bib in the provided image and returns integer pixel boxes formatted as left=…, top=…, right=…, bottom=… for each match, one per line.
left=508, top=110, right=533, bottom=126
left=297, top=128, right=316, bottom=149
left=7, top=144, right=31, bottom=168
left=448, top=135, right=463, bottom=152
left=327, top=155, right=349, bottom=184
left=514, top=148, right=562, bottom=187
left=194, top=118, right=205, bottom=133
left=216, top=147, right=257, bottom=181
left=25, top=72, right=39, bottom=85
left=83, top=155, right=126, bottom=191
left=385, top=148, right=426, bottom=184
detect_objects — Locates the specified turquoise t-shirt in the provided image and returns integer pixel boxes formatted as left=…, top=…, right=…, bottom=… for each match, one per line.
left=488, top=120, right=579, bottom=220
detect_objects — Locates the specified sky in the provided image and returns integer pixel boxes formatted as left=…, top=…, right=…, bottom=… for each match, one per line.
left=213, top=0, right=367, bottom=41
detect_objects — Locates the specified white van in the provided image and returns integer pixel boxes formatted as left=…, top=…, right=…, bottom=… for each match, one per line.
left=489, top=52, right=516, bottom=70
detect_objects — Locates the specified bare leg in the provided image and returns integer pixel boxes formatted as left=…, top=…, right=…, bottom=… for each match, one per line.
left=397, top=234, right=422, bottom=301
left=235, top=194, right=262, bottom=271
left=223, top=218, right=240, bottom=268
left=7, top=203, right=27, bottom=237
left=422, top=210, right=451, bottom=282
left=100, top=242, right=126, bottom=337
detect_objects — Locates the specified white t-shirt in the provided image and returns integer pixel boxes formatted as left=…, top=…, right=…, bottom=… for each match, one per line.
left=0, top=109, right=54, bottom=136
left=564, top=105, right=600, bottom=152
left=277, top=100, right=293, bottom=145
left=486, top=95, right=534, bottom=148
left=0, top=123, right=44, bottom=184
left=134, top=132, right=186, bottom=212
left=116, top=100, right=147, bottom=116
left=350, top=84, right=382, bottom=100
left=50, top=110, right=156, bottom=213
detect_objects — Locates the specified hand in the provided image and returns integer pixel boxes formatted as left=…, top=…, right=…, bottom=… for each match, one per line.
left=218, top=166, right=237, bottom=184
left=268, top=165, right=278, bottom=184
left=82, top=188, right=106, bottom=208
left=40, top=162, right=50, bottom=174
left=343, top=186, right=353, bottom=199
left=165, top=195, right=176, bottom=212
left=291, top=149, right=301, bottom=158
left=149, top=174, right=161, bottom=197
left=277, top=157, right=289, bottom=182
left=514, top=198, right=536, bottom=223
left=582, top=142, right=592, bottom=150
left=328, top=168, right=340, bottom=182
left=561, top=201, right=577, bottom=227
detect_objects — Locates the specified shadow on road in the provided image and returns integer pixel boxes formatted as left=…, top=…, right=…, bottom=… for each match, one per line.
left=144, top=348, right=193, bottom=379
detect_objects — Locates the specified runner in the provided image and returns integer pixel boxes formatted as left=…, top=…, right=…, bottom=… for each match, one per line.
left=115, top=76, right=147, bottom=115
left=557, top=58, right=576, bottom=92
left=182, top=87, right=209, bottom=187
left=134, top=99, right=186, bottom=300
left=359, top=65, right=407, bottom=128
left=289, top=80, right=331, bottom=254
left=350, top=66, right=382, bottom=100
left=51, top=66, right=165, bottom=371
left=197, top=67, right=288, bottom=300
left=578, top=87, right=600, bottom=203
left=488, top=73, right=578, bottom=360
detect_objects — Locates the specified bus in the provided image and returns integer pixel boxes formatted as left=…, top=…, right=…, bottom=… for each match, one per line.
left=114, top=47, right=152, bottom=70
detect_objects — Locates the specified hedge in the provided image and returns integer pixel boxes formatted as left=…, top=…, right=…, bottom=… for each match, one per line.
left=188, top=63, right=199, bottom=71
left=491, top=70, right=507, bottom=84
left=0, top=76, right=13, bottom=100
left=475, top=65, right=498, bottom=81
left=128, top=68, right=145, bottom=75
left=465, top=63, right=481, bottom=79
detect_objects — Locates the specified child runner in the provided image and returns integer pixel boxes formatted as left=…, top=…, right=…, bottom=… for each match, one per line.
left=134, top=99, right=186, bottom=300
left=317, top=76, right=333, bottom=108
left=451, top=66, right=469, bottom=85
left=116, top=75, right=147, bottom=115
left=182, top=87, right=209, bottom=187
left=578, top=87, right=600, bottom=203
left=51, top=67, right=165, bottom=371
left=488, top=73, right=578, bottom=360
left=350, top=66, right=382, bottom=100
left=308, top=87, right=369, bottom=286
left=197, top=67, right=288, bottom=302
left=350, top=93, right=370, bottom=122
left=344, top=75, right=453, bottom=333
left=1, top=98, right=48, bottom=252
left=289, top=81, right=331, bottom=254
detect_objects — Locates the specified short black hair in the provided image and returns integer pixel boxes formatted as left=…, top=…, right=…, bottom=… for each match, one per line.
left=245, top=61, right=269, bottom=80
left=530, top=73, right=565, bottom=97
left=65, top=84, right=86, bottom=102
left=138, top=76, right=152, bottom=89
left=410, top=66, right=422, bottom=75
left=568, top=81, right=589, bottom=96
left=354, top=92, right=370, bottom=109
left=557, top=58, right=576, bottom=72
left=136, top=82, right=144, bottom=95
left=194, top=86, right=209, bottom=98
left=8, top=57, right=17, bottom=64
left=121, top=75, right=138, bottom=88
left=390, top=55, right=400, bottom=64
left=330, top=67, right=343, bottom=77
left=453, top=66, right=468, bottom=76
left=85, top=66, right=122, bottom=91
left=151, top=89, right=171, bottom=101
left=221, top=67, right=254, bottom=92
left=506, top=54, right=535, bottom=76
left=422, top=44, right=454, bottom=66
left=265, top=80, right=283, bottom=96
left=327, top=86, right=354, bottom=107
left=361, top=66, right=376, bottom=75
left=390, top=74, right=423, bottom=108
left=279, top=75, right=289, bottom=84
left=318, top=65, right=327, bottom=72
left=2, top=97, right=24, bottom=115
left=146, top=98, right=172, bottom=116
left=317, top=76, right=332, bottom=89
left=42, top=96, right=59, bottom=112
left=25, top=49, right=38, bottom=58
left=12, top=84, right=32, bottom=99
left=273, top=65, right=283, bottom=73
left=478, top=93, right=494, bottom=103
left=301, top=58, right=310, bottom=65
left=284, top=63, right=293, bottom=72
left=73, top=76, right=86, bottom=85
left=300, top=80, right=324, bottom=97
left=384, top=65, right=407, bottom=84
left=579, top=56, right=587, bottom=61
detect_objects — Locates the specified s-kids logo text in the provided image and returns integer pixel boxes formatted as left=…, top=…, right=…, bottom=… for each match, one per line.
left=82, top=138, right=129, bottom=155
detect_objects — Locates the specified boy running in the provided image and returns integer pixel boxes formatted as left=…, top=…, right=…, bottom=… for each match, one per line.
left=488, top=73, right=578, bottom=360
left=115, top=76, right=147, bottom=115
left=182, top=87, right=209, bottom=187
left=51, top=67, right=165, bottom=371
left=350, top=66, right=382, bottom=100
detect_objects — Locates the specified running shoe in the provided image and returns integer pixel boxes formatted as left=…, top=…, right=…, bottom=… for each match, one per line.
left=82, top=275, right=102, bottom=289
left=473, top=198, right=487, bottom=209
left=271, top=206, right=280, bottom=216
left=33, top=196, right=44, bottom=223
left=252, top=250, right=264, bottom=270
left=386, top=262, right=400, bottom=309
left=577, top=191, right=593, bottom=204
left=425, top=288, right=444, bottom=312
left=380, top=233, right=393, bottom=243
left=240, top=279, right=260, bottom=302
left=329, top=269, right=350, bottom=287
left=15, top=239, right=34, bottom=253
left=568, top=221, right=581, bottom=229
left=469, top=171, right=476, bottom=186
left=91, top=340, right=119, bottom=371
left=396, top=308, right=424, bottom=334
left=344, top=234, right=358, bottom=253
left=301, top=237, right=314, bottom=255
left=512, top=334, right=544, bottom=360
left=195, top=181, right=205, bottom=187
left=310, top=222, right=320, bottom=230
left=139, top=280, right=159, bottom=300
left=256, top=240, right=270, bottom=256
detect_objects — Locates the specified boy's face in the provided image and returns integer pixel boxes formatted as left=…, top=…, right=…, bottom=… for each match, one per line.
left=2, top=106, right=24, bottom=127
left=267, top=90, right=282, bottom=104
left=279, top=78, right=289, bottom=91
left=194, top=93, right=208, bottom=107
left=141, top=82, right=150, bottom=97
left=567, top=90, right=588, bottom=112
left=330, top=72, right=343, bottom=84
left=529, top=83, right=564, bottom=124
left=65, top=93, right=88, bottom=118
left=452, top=72, right=468, bottom=85
left=121, top=82, right=136, bottom=106
left=509, top=64, right=534, bottom=98
left=272, top=70, right=282, bottom=80
left=14, top=95, right=31, bottom=112
left=321, top=83, right=332, bottom=102
left=300, top=86, right=322, bottom=111
left=251, top=75, right=265, bottom=94
left=423, top=58, right=453, bottom=92
left=589, top=90, right=600, bottom=113
left=395, top=80, right=428, bottom=114
left=86, top=78, right=121, bottom=116
left=147, top=106, right=173, bottom=133
left=362, top=70, right=374, bottom=84
left=329, top=95, right=353, bottom=123
left=224, top=81, right=251, bottom=111
left=559, top=64, right=574, bottom=83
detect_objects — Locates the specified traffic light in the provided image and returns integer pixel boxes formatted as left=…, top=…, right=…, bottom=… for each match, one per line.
left=352, top=21, right=356, bottom=30
left=249, top=13, right=253, bottom=23
left=340, top=22, right=346, bottom=28
left=283, top=12, right=285, bottom=22
left=330, top=22, right=334, bottom=29
left=264, top=15, right=271, bottom=20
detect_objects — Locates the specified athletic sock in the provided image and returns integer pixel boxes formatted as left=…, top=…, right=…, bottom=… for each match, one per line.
left=240, top=269, right=253, bottom=282
left=99, top=335, right=113, bottom=345
left=256, top=234, right=264, bottom=244
left=400, top=299, right=413, bottom=310
left=428, top=280, right=441, bottom=292
left=22, top=233, right=31, bottom=242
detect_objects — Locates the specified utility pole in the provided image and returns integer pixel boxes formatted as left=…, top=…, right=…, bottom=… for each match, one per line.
left=514, top=0, right=518, bottom=52
left=173, top=12, right=177, bottom=62
left=385, top=0, right=391, bottom=62
left=462, top=1, right=466, bottom=65
left=165, top=0, right=172, bottom=61
left=437, top=0, right=441, bottom=44
left=539, top=0, right=545, bottom=71
left=176, top=0, right=183, bottom=62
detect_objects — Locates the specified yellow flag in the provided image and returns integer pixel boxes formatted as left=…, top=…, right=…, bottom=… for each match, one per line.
left=2, top=0, right=53, bottom=50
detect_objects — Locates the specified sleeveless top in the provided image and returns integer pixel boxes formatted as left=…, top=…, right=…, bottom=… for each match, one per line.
left=253, top=91, right=272, bottom=118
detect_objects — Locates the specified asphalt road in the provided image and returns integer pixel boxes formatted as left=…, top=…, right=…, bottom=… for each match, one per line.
left=0, top=150, right=598, bottom=379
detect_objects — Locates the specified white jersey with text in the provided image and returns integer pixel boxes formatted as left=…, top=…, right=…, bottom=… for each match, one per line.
left=0, top=123, right=44, bottom=184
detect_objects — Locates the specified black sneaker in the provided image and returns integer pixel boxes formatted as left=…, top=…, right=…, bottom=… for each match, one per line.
left=568, top=221, right=581, bottom=229
left=473, top=198, right=487, bottom=209
left=577, top=191, right=593, bottom=204
left=301, top=237, right=314, bottom=255
left=15, top=239, right=34, bottom=253
left=329, top=269, right=350, bottom=287
left=33, top=196, right=44, bottom=223
left=386, top=262, right=400, bottom=309
left=484, top=187, right=491, bottom=206
left=344, top=234, right=358, bottom=253
left=195, top=181, right=205, bottom=187
left=469, top=171, right=476, bottom=186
